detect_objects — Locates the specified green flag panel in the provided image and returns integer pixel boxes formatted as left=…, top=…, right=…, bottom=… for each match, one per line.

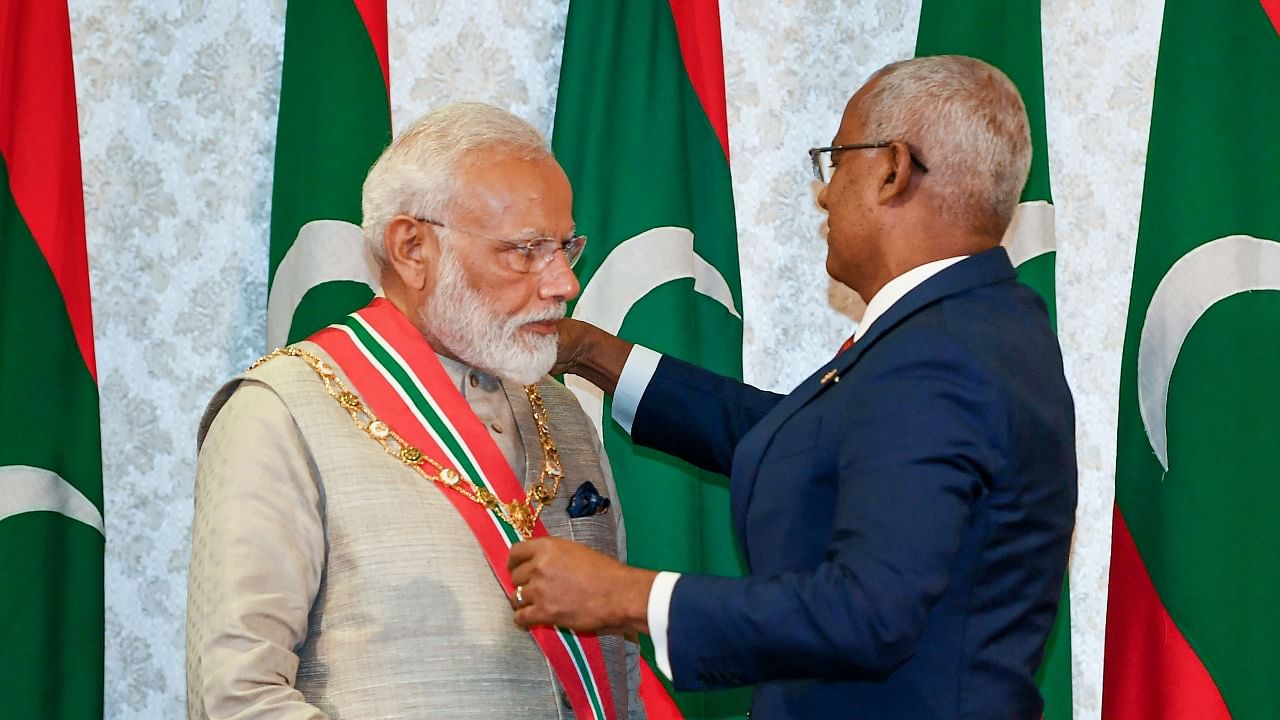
left=1114, top=2, right=1280, bottom=717
left=0, top=515, right=104, bottom=720
left=1, top=156, right=103, bottom=720
left=268, top=0, right=391, bottom=343
left=554, top=1, right=747, bottom=716
left=0, top=160, right=103, bottom=501
left=915, top=3, right=1067, bottom=716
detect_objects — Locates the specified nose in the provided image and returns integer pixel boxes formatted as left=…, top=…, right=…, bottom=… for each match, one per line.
left=538, top=253, right=581, bottom=301
left=817, top=183, right=829, bottom=210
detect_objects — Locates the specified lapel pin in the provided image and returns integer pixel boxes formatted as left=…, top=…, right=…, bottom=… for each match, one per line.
left=820, top=369, right=840, bottom=385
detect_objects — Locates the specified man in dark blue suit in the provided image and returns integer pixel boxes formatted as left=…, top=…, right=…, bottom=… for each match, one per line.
left=509, top=55, right=1076, bottom=720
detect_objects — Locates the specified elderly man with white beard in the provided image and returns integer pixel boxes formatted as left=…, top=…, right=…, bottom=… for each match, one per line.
left=185, top=103, right=644, bottom=720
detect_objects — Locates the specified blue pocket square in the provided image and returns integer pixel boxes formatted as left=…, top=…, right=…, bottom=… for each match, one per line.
left=566, top=481, right=611, bottom=518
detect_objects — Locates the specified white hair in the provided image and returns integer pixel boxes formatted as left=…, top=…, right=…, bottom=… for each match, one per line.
left=360, top=102, right=550, bottom=267
left=861, top=55, right=1032, bottom=234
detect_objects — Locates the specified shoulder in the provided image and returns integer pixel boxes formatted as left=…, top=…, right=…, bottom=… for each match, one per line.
left=935, top=278, right=1058, bottom=355
left=860, top=305, right=995, bottom=388
left=535, top=374, right=575, bottom=403
left=245, top=342, right=338, bottom=389
left=845, top=307, right=1010, bottom=455
left=872, top=276, right=1055, bottom=380
left=197, top=344, right=332, bottom=450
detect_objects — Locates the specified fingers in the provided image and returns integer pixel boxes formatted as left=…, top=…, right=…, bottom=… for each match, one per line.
left=513, top=603, right=628, bottom=637
left=552, top=319, right=587, bottom=376
left=506, top=537, right=541, bottom=570
left=509, top=582, right=532, bottom=612
left=510, top=565, right=532, bottom=589
left=513, top=604, right=542, bottom=628
left=508, top=538, right=556, bottom=618
left=512, top=579, right=563, bottom=629
left=508, top=537, right=555, bottom=589
left=511, top=592, right=573, bottom=631
left=506, top=537, right=623, bottom=633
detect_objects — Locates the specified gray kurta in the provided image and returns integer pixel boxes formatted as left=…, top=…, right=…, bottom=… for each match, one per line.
left=186, top=341, right=643, bottom=719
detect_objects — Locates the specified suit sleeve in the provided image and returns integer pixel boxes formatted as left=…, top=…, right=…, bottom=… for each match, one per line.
left=186, top=381, right=328, bottom=720
left=665, top=342, right=1005, bottom=688
left=631, top=355, right=785, bottom=475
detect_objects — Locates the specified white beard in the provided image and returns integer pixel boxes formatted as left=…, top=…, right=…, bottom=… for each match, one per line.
left=419, top=245, right=563, bottom=385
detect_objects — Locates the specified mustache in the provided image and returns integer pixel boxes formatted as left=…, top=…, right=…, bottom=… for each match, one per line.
left=511, top=302, right=567, bottom=326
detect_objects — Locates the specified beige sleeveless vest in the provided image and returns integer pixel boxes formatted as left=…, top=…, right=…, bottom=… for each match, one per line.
left=187, top=342, right=637, bottom=719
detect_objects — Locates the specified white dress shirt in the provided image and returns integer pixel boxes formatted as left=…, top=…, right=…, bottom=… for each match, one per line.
left=611, top=255, right=968, bottom=682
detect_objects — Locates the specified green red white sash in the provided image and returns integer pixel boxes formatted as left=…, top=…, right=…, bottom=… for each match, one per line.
left=308, top=298, right=616, bottom=720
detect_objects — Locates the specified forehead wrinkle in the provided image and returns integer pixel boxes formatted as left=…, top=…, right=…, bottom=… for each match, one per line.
left=505, top=226, right=546, bottom=242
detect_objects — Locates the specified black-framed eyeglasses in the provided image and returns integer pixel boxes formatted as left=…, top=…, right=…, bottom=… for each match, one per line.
left=416, top=217, right=587, bottom=274
left=808, top=142, right=929, bottom=183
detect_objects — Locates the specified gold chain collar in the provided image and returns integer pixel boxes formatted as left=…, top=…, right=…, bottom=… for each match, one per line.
left=252, top=347, right=565, bottom=539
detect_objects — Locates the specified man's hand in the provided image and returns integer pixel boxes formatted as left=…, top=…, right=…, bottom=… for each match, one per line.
left=551, top=318, right=596, bottom=377
left=508, top=537, right=656, bottom=635
left=552, top=319, right=633, bottom=395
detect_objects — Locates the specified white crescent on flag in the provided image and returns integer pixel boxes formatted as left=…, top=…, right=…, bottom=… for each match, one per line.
left=1137, top=234, right=1280, bottom=471
left=0, top=465, right=105, bottom=536
left=266, top=219, right=382, bottom=349
left=1003, top=200, right=1056, bottom=268
left=566, top=226, right=741, bottom=440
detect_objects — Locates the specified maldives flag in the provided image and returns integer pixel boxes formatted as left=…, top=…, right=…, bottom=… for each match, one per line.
left=553, top=1, right=748, bottom=718
left=914, top=3, right=1070, bottom=718
left=1103, top=3, right=1280, bottom=719
left=0, top=2, right=106, bottom=718
left=266, top=0, right=390, bottom=348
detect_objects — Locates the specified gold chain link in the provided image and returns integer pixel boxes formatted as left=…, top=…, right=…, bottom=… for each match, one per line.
left=252, top=347, right=565, bottom=539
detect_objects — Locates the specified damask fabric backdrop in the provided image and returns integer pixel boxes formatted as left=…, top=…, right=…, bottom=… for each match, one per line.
left=66, top=0, right=1162, bottom=718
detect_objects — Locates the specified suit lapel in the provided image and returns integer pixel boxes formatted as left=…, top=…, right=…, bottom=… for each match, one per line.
left=729, top=248, right=1017, bottom=563
left=501, top=381, right=540, bottom=492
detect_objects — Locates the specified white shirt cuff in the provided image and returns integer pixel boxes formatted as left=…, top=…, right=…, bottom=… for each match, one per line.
left=647, top=570, right=681, bottom=682
left=611, top=345, right=662, bottom=435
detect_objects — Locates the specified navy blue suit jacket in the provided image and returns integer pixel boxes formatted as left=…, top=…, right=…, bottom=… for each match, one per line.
left=631, top=248, right=1076, bottom=719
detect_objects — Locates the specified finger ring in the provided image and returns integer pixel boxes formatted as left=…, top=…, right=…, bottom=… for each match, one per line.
left=515, top=585, right=526, bottom=606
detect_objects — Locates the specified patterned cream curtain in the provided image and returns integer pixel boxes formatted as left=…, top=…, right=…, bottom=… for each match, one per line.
left=69, top=1, right=1165, bottom=718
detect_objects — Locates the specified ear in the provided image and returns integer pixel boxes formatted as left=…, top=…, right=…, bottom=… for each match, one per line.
left=382, top=215, right=438, bottom=291
left=877, top=141, right=916, bottom=203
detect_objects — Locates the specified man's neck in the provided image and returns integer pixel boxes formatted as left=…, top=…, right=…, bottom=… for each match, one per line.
left=854, top=254, right=971, bottom=343
left=861, top=227, right=998, bottom=300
